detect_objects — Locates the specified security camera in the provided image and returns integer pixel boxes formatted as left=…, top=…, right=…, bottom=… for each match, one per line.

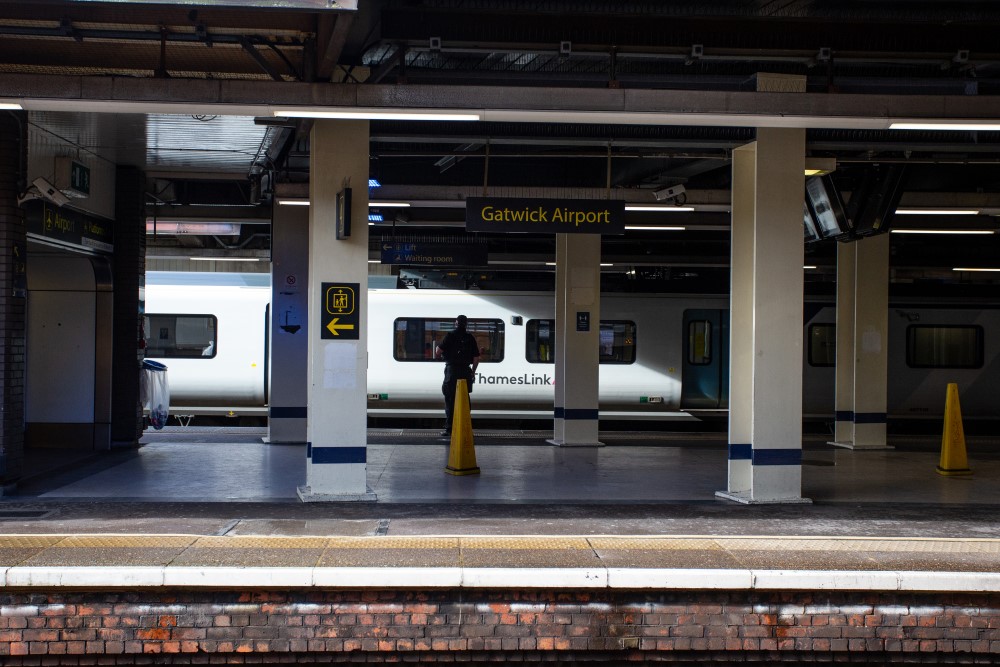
left=653, top=184, right=687, bottom=203
left=32, top=177, right=70, bottom=206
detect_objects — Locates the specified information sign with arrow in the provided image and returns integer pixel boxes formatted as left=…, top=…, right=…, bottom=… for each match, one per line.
left=320, top=282, right=360, bottom=340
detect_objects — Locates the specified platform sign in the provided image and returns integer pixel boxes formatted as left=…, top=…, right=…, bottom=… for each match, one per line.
left=320, top=282, right=360, bottom=340
left=576, top=311, right=590, bottom=332
left=466, top=197, right=625, bottom=234
left=380, top=242, right=487, bottom=266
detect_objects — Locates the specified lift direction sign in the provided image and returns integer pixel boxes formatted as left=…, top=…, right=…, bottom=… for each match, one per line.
left=321, top=282, right=360, bottom=340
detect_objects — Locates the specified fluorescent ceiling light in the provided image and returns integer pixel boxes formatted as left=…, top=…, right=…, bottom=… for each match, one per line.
left=600, top=263, right=613, bottom=267
left=369, top=201, right=410, bottom=208
left=624, top=225, right=686, bottom=231
left=368, top=259, right=380, bottom=263
left=895, top=209, right=980, bottom=215
left=189, top=257, right=264, bottom=262
left=953, top=267, right=1000, bottom=272
left=892, top=229, right=993, bottom=235
left=276, top=198, right=310, bottom=206
left=0, top=101, right=21, bottom=110
left=146, top=222, right=241, bottom=235
left=274, top=108, right=481, bottom=121
left=624, top=206, right=695, bottom=212
left=803, top=265, right=817, bottom=269
left=891, top=122, right=1000, bottom=131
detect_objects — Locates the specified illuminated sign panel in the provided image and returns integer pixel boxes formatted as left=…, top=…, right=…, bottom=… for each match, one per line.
left=466, top=197, right=625, bottom=234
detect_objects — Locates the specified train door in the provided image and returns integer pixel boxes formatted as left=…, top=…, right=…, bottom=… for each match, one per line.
left=681, top=309, right=729, bottom=409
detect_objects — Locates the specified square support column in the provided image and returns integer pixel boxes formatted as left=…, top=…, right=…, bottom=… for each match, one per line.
left=267, top=200, right=309, bottom=445
left=717, top=128, right=810, bottom=504
left=549, top=233, right=603, bottom=447
left=298, top=120, right=375, bottom=502
left=830, top=234, right=891, bottom=450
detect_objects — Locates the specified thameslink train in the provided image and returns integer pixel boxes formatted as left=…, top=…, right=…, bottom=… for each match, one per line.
left=143, top=271, right=1000, bottom=425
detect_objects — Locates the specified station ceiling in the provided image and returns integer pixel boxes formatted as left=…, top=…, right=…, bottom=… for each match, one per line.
left=6, top=0, right=1000, bottom=291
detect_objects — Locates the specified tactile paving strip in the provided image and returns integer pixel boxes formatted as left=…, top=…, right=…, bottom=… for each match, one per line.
left=715, top=538, right=1000, bottom=553
left=192, top=536, right=329, bottom=549
left=54, top=536, right=196, bottom=549
left=327, top=537, right=458, bottom=549
left=461, top=537, right=592, bottom=550
left=588, top=538, right=724, bottom=551
left=0, top=536, right=64, bottom=548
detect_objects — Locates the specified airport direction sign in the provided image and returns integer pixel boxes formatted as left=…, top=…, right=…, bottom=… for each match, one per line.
left=466, top=197, right=625, bottom=234
left=380, top=242, right=487, bottom=266
left=321, top=282, right=360, bottom=340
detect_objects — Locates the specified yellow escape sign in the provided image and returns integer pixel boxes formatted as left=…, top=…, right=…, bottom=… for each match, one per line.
left=321, top=282, right=360, bottom=340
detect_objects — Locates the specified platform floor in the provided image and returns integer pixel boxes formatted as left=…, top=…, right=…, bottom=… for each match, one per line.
left=1, top=427, right=999, bottom=540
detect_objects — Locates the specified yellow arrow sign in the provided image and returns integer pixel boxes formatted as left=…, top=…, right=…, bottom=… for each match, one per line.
left=325, top=318, right=356, bottom=337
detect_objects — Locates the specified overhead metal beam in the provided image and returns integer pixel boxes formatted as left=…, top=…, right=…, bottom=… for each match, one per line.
left=5, top=75, right=1000, bottom=130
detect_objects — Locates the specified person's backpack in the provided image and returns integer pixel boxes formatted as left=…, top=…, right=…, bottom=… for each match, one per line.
left=449, top=331, right=474, bottom=366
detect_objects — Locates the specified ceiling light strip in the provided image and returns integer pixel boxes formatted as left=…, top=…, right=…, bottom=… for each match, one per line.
left=624, top=206, right=695, bottom=212
left=895, top=209, right=980, bottom=215
left=891, top=229, right=993, bottom=235
left=890, top=122, right=1000, bottom=131
left=274, top=108, right=481, bottom=121
left=623, top=226, right=685, bottom=231
left=953, top=267, right=1000, bottom=272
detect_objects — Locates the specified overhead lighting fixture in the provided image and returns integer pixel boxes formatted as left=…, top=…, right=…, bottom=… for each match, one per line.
left=600, top=263, right=613, bottom=267
left=624, top=225, right=686, bottom=231
left=368, top=179, right=382, bottom=188
left=954, top=267, right=1000, bottom=272
left=276, top=198, right=310, bottom=206
left=189, top=257, right=264, bottom=262
left=803, top=265, right=817, bottom=269
left=895, top=209, right=980, bottom=215
left=368, top=213, right=383, bottom=222
left=892, top=229, right=994, bottom=235
left=368, top=259, right=380, bottom=263
left=145, top=222, right=241, bottom=235
left=0, top=101, right=22, bottom=110
left=368, top=201, right=410, bottom=208
left=273, top=108, right=481, bottom=121
left=890, top=122, right=1000, bottom=131
left=624, top=206, right=695, bottom=212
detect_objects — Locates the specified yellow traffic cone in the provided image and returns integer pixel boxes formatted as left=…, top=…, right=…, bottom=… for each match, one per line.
left=445, top=379, right=480, bottom=476
left=937, top=383, right=972, bottom=476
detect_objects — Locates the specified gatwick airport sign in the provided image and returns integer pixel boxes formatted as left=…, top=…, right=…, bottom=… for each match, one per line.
left=466, top=197, right=625, bottom=234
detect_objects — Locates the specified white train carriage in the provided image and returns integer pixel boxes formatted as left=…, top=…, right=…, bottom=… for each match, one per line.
left=143, top=272, right=1000, bottom=425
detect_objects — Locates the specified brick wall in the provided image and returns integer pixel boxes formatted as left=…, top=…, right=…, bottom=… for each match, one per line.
left=1, top=589, right=999, bottom=664
left=0, top=111, right=27, bottom=485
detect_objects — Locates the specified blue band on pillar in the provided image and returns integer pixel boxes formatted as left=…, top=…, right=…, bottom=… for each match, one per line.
left=752, top=449, right=802, bottom=466
left=729, top=444, right=752, bottom=460
left=310, top=446, right=367, bottom=464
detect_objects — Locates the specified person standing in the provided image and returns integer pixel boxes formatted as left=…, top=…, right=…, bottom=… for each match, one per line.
left=435, top=315, right=480, bottom=437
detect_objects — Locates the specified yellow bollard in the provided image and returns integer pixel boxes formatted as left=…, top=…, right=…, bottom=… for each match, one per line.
left=937, top=383, right=972, bottom=477
left=445, top=379, right=480, bottom=476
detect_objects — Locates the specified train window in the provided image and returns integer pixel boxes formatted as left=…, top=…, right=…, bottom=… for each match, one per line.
left=906, top=325, right=983, bottom=369
left=687, top=320, right=712, bottom=365
left=525, top=320, right=636, bottom=364
left=393, top=318, right=504, bottom=362
left=144, top=314, right=217, bottom=359
left=808, top=324, right=836, bottom=367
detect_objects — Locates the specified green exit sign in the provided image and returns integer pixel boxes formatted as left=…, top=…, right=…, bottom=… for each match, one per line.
left=70, top=161, right=90, bottom=195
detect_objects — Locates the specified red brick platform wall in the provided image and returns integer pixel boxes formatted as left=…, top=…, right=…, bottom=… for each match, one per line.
left=1, top=590, right=998, bottom=664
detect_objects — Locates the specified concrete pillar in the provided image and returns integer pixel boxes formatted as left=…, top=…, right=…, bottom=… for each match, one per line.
left=267, top=200, right=309, bottom=444
left=830, top=234, right=891, bottom=450
left=298, top=120, right=374, bottom=502
left=716, top=128, right=810, bottom=504
left=0, top=111, right=26, bottom=488
left=111, top=166, right=146, bottom=448
left=548, top=233, right=602, bottom=447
